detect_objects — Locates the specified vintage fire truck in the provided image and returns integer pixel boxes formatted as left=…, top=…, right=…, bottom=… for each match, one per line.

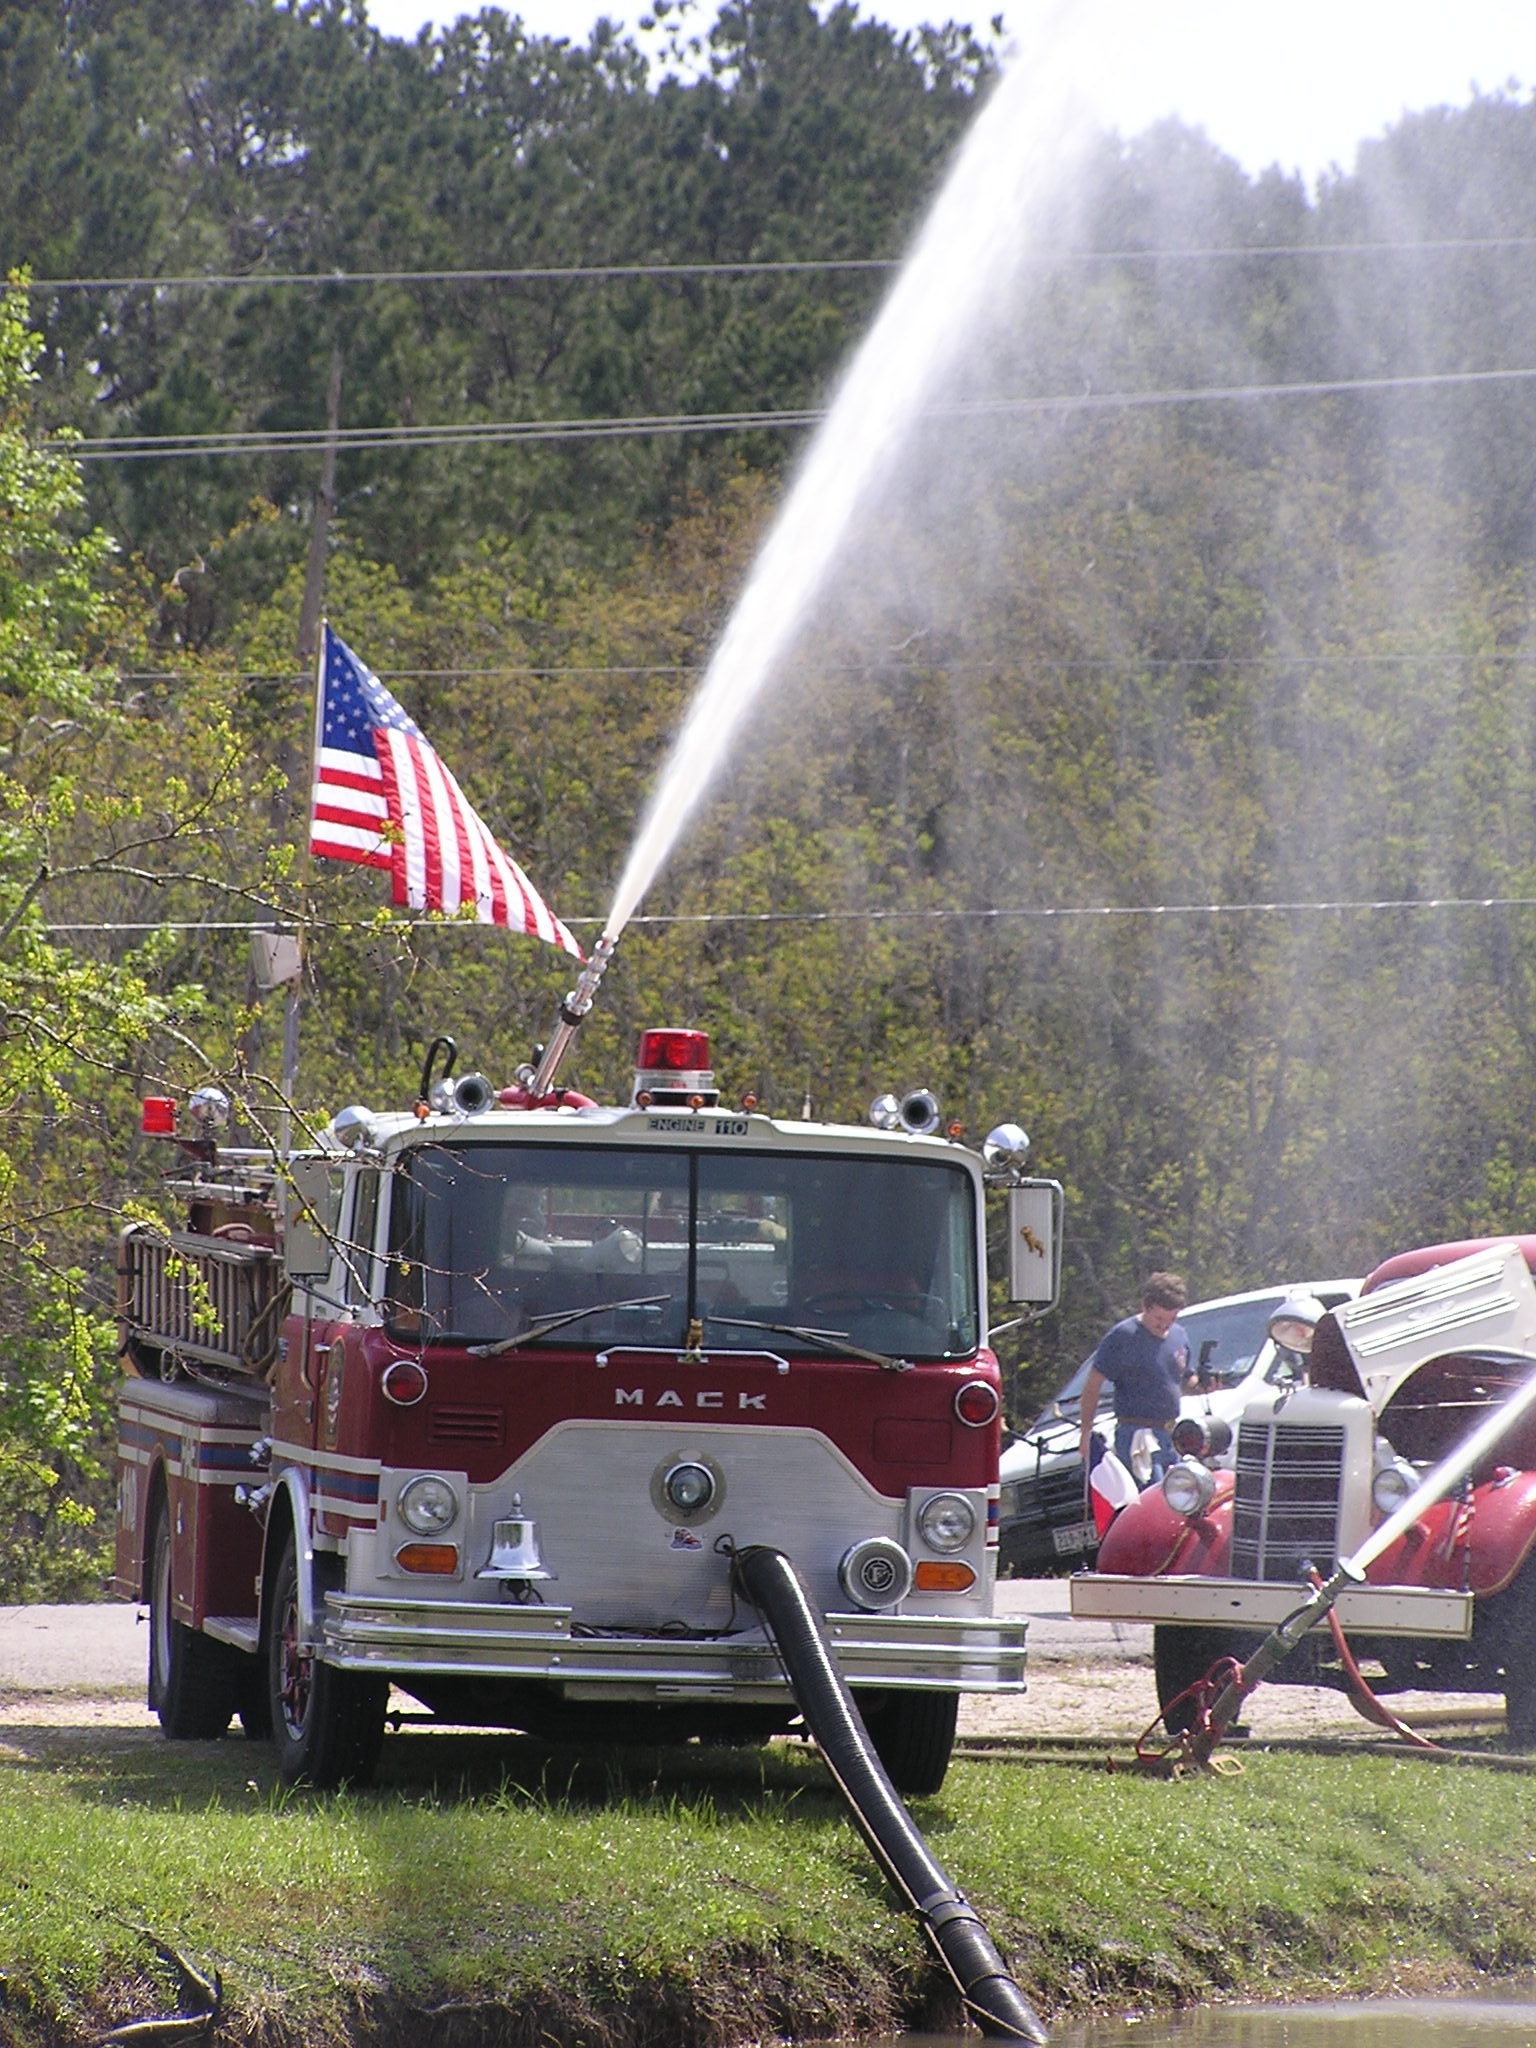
left=1070, top=1237, right=1536, bottom=1739
left=115, top=1027, right=1058, bottom=1791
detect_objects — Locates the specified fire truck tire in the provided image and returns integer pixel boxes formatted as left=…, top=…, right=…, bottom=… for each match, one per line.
left=267, top=1537, right=387, bottom=1789
left=856, top=1687, right=958, bottom=1795
left=236, top=1652, right=272, bottom=1740
left=147, top=1503, right=236, bottom=1739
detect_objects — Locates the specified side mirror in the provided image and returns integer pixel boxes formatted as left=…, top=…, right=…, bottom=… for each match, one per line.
left=283, top=1157, right=342, bottom=1280
left=1006, top=1180, right=1064, bottom=1312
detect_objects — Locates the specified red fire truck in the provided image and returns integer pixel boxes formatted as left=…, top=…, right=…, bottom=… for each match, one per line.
left=115, top=1028, right=1057, bottom=1791
left=1070, top=1238, right=1536, bottom=1739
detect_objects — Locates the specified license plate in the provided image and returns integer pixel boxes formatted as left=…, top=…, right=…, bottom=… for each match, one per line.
left=1051, top=1518, right=1098, bottom=1555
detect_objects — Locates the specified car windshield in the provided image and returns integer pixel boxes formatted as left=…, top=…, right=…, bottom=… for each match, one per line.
left=1035, top=1356, right=1096, bottom=1424
left=383, top=1140, right=978, bottom=1359
left=1181, top=1293, right=1288, bottom=1388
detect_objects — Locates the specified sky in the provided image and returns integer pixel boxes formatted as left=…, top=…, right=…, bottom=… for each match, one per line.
left=361, top=0, right=1534, bottom=185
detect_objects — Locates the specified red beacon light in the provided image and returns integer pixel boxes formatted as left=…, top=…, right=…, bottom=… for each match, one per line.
left=140, top=1097, right=177, bottom=1136
left=632, top=1028, right=719, bottom=1109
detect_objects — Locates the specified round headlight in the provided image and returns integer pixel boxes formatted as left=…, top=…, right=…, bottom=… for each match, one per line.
left=398, top=1473, right=458, bottom=1534
left=916, top=1491, right=976, bottom=1553
left=1161, top=1458, right=1216, bottom=1519
left=1267, top=1294, right=1326, bottom=1356
left=663, top=1460, right=716, bottom=1515
left=1372, top=1463, right=1414, bottom=1516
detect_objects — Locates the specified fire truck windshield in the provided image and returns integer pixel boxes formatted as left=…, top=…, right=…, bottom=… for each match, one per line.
left=383, top=1142, right=979, bottom=1360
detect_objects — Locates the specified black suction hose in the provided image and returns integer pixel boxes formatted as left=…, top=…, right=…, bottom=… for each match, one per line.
left=731, top=1543, right=1047, bottom=2044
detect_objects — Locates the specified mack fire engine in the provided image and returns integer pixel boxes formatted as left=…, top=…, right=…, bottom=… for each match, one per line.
left=1070, top=1238, right=1536, bottom=1739
left=115, top=1027, right=1059, bottom=1791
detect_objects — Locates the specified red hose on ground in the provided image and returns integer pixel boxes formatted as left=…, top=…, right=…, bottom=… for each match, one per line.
left=1316, top=1577, right=1442, bottom=1750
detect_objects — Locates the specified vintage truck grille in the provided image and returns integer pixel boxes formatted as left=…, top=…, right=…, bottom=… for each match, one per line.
left=1230, top=1421, right=1346, bottom=1582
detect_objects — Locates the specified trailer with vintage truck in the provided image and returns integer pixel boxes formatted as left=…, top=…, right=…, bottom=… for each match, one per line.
left=1070, top=1238, right=1536, bottom=1739
left=115, top=1027, right=1060, bottom=1791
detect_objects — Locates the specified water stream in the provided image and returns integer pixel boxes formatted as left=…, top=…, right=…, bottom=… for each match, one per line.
left=601, top=16, right=1093, bottom=944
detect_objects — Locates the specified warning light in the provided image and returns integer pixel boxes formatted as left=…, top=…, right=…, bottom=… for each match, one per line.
left=632, top=1028, right=718, bottom=1108
left=635, top=1028, right=710, bottom=1072
left=953, top=1380, right=1000, bottom=1428
left=140, top=1098, right=177, bottom=1136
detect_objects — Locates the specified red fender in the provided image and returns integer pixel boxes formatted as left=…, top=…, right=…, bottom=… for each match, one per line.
left=1095, top=1469, right=1235, bottom=1577
left=1367, top=1467, right=1536, bottom=1596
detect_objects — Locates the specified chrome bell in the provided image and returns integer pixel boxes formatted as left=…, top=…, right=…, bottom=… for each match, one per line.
left=475, top=1495, right=552, bottom=1581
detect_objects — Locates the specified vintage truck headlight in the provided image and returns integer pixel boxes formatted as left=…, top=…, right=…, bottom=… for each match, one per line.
left=1372, top=1461, right=1415, bottom=1516
left=916, top=1492, right=975, bottom=1553
left=1162, top=1458, right=1216, bottom=1519
left=398, top=1474, right=459, bottom=1534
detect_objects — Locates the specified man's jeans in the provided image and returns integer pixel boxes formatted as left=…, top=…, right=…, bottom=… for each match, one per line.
left=1114, top=1420, right=1175, bottom=1487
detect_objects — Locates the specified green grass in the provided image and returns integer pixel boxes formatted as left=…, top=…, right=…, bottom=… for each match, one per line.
left=5, top=1720, right=1536, bottom=2044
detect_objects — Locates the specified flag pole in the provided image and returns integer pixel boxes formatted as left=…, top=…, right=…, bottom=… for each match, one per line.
left=274, top=621, right=329, bottom=1157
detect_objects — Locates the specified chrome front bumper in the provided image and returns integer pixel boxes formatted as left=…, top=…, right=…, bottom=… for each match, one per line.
left=322, top=1595, right=1028, bottom=1698
left=1070, top=1571, right=1474, bottom=1639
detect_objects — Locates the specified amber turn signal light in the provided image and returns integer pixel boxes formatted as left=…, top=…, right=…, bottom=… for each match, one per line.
left=394, top=1543, right=459, bottom=1575
left=912, top=1559, right=976, bottom=1593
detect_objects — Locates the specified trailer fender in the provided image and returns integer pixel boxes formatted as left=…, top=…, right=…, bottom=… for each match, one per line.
left=259, top=1466, right=319, bottom=1652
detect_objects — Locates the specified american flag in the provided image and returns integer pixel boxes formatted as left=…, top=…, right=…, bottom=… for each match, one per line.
left=309, top=624, right=582, bottom=957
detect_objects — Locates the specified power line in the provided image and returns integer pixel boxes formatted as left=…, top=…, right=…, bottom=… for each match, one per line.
left=43, top=895, right=1536, bottom=937
left=31, top=260, right=894, bottom=293
left=27, top=236, right=1536, bottom=293
left=112, top=649, right=1536, bottom=685
left=65, top=403, right=817, bottom=461
left=58, top=362, right=1536, bottom=465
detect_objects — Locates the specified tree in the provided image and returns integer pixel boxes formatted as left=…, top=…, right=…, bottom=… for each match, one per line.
left=0, top=274, right=276, bottom=1595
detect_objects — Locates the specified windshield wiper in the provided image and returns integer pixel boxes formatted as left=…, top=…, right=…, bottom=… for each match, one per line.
left=469, top=1294, right=671, bottom=1357
left=704, top=1313, right=910, bottom=1372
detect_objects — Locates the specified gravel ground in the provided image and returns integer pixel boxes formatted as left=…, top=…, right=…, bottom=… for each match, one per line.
left=0, top=1588, right=1506, bottom=1747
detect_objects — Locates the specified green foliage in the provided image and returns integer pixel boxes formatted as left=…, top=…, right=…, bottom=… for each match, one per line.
left=0, top=276, right=281, bottom=1588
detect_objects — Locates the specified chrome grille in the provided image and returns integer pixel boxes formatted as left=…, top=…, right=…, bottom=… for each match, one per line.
left=1230, top=1421, right=1346, bottom=1582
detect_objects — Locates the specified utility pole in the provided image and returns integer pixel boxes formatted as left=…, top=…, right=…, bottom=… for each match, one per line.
left=240, top=345, right=342, bottom=1151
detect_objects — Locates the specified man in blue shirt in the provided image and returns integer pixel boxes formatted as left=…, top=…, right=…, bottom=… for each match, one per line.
left=1076, top=1272, right=1192, bottom=1486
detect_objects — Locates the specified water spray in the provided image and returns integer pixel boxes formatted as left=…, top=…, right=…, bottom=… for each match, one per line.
left=525, top=33, right=1093, bottom=1096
